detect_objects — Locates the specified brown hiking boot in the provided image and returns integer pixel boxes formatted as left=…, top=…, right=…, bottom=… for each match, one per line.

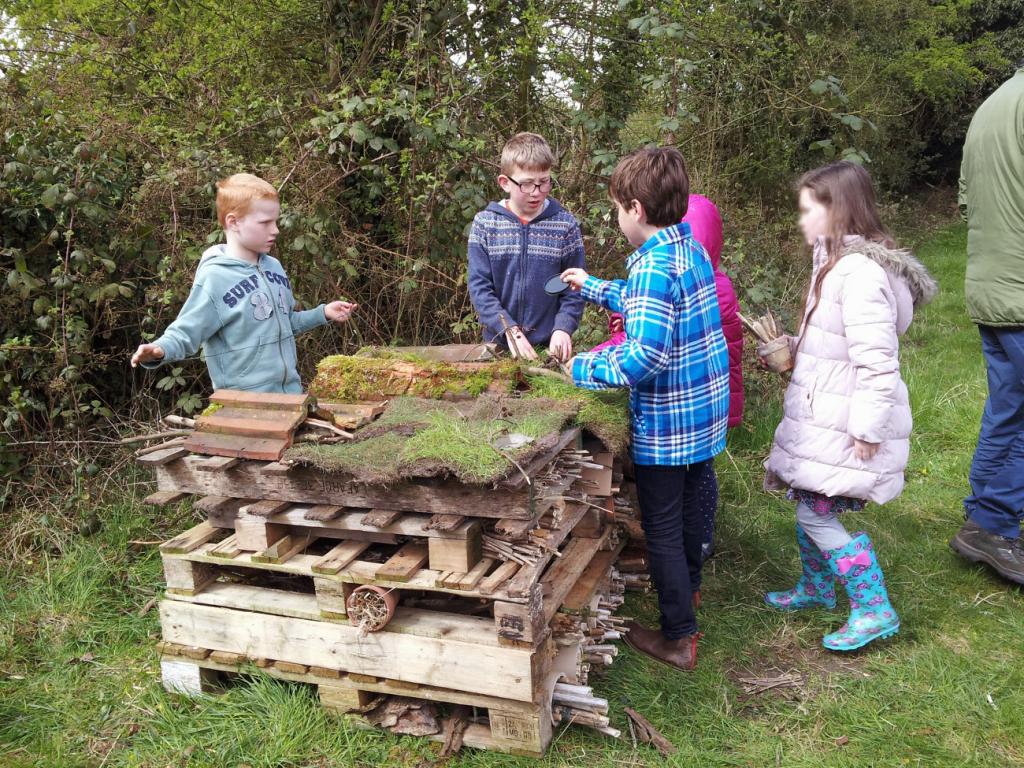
left=623, top=621, right=698, bottom=672
left=950, top=519, right=1024, bottom=585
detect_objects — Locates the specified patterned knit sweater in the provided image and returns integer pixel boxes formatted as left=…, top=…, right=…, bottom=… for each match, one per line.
left=467, top=198, right=586, bottom=346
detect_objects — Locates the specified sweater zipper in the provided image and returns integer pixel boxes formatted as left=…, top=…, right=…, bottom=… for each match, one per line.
left=256, top=259, right=288, bottom=391
left=520, top=219, right=529, bottom=334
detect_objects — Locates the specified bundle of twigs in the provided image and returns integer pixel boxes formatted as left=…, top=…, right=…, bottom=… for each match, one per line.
left=738, top=310, right=784, bottom=344
left=482, top=534, right=545, bottom=566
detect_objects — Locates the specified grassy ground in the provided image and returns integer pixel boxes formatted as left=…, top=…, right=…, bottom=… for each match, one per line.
left=3, top=222, right=1023, bottom=767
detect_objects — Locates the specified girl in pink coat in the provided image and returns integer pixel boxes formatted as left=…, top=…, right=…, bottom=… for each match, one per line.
left=763, top=162, right=936, bottom=651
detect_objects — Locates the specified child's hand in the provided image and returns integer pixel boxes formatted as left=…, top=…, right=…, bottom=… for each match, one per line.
left=549, top=330, right=573, bottom=362
left=609, top=315, right=625, bottom=335
left=853, top=438, right=880, bottom=461
left=131, top=343, right=164, bottom=368
left=325, top=301, right=357, bottom=323
left=560, top=268, right=590, bottom=291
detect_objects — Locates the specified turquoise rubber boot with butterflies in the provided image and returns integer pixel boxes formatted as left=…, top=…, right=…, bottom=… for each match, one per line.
left=820, top=532, right=900, bottom=651
left=765, top=525, right=837, bottom=611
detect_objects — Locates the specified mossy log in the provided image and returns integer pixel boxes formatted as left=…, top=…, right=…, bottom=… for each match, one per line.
left=309, top=355, right=524, bottom=402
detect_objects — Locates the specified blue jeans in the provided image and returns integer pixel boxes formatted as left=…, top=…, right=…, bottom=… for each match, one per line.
left=965, top=325, right=1024, bottom=538
left=634, top=459, right=717, bottom=639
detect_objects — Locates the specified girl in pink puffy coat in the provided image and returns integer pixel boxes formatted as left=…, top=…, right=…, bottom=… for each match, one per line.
left=683, top=195, right=744, bottom=427
left=762, top=161, right=937, bottom=651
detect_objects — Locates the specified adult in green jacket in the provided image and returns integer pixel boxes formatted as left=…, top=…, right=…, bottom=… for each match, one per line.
left=950, top=61, right=1024, bottom=586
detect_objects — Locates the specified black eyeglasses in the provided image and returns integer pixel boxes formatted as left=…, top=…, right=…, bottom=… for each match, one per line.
left=506, top=175, right=554, bottom=193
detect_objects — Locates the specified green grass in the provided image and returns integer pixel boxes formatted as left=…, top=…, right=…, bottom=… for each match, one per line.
left=3, top=223, right=1024, bottom=767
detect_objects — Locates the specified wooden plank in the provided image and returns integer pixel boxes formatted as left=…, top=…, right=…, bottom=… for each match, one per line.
left=209, top=390, right=312, bottom=410
left=156, top=455, right=535, bottom=519
left=347, top=673, right=380, bottom=684
left=541, top=527, right=612, bottom=624
left=183, top=431, right=288, bottom=462
left=240, top=499, right=293, bottom=518
left=144, top=490, right=189, bottom=507
left=256, top=507, right=476, bottom=541
left=208, top=534, right=242, bottom=559
left=251, top=533, right=318, bottom=565
left=310, top=666, right=344, bottom=680
left=457, top=557, right=496, bottom=591
left=137, top=446, right=190, bottom=466
left=175, top=630, right=541, bottom=716
left=165, top=544, right=532, bottom=603
left=361, top=508, right=403, bottom=528
left=375, top=541, right=429, bottom=583
left=560, top=547, right=620, bottom=613
left=193, top=495, right=237, bottom=514
left=478, top=561, right=520, bottom=596
left=196, top=409, right=300, bottom=440
left=160, top=521, right=220, bottom=554
left=311, top=541, right=371, bottom=575
left=273, top=660, right=309, bottom=675
left=305, top=504, right=345, bottom=522
left=209, top=650, right=245, bottom=665
left=423, top=514, right=466, bottom=532
left=194, top=455, right=239, bottom=473
left=441, top=571, right=466, bottom=589
left=179, top=645, right=212, bottom=660
left=318, top=400, right=387, bottom=418
left=161, top=588, right=508, bottom=648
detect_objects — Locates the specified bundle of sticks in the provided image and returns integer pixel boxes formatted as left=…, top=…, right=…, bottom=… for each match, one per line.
left=481, top=534, right=546, bottom=566
left=551, top=683, right=620, bottom=738
left=738, top=309, right=784, bottom=344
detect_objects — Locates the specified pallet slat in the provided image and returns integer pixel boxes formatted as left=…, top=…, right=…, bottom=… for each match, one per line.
left=311, top=541, right=371, bottom=575
left=160, top=522, right=220, bottom=554
left=376, top=541, right=429, bottom=583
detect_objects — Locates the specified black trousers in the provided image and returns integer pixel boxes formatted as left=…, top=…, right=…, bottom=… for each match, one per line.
left=634, top=459, right=718, bottom=639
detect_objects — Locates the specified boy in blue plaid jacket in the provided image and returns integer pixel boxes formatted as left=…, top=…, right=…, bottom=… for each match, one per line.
left=561, top=147, right=729, bottom=672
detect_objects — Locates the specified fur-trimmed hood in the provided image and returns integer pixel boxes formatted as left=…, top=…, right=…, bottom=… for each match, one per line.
left=841, top=238, right=938, bottom=309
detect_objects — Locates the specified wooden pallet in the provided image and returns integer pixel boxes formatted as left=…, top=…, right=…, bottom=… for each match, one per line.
left=158, top=586, right=577, bottom=703
left=158, top=638, right=557, bottom=756
left=160, top=509, right=617, bottom=646
left=144, top=428, right=614, bottom=521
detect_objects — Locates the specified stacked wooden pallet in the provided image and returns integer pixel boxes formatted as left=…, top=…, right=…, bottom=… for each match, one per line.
left=142, top=390, right=634, bottom=757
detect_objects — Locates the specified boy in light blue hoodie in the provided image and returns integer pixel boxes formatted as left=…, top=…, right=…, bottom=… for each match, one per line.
left=130, top=173, right=355, bottom=393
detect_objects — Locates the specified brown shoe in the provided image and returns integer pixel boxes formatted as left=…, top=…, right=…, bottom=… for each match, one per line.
left=623, top=621, right=698, bottom=672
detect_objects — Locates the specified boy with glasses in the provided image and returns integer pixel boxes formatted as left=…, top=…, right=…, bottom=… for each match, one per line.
left=467, top=132, right=586, bottom=361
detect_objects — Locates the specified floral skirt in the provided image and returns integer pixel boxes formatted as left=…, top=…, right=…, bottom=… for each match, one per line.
left=787, top=487, right=866, bottom=517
